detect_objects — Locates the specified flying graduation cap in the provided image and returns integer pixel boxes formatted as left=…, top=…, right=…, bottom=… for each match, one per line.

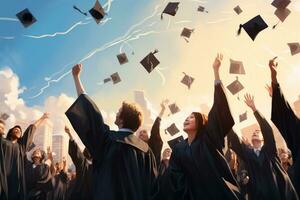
left=16, top=8, right=37, bottom=28
left=102, top=72, right=121, bottom=85
left=227, top=77, right=244, bottom=99
left=0, top=113, right=9, bottom=121
left=168, top=135, right=184, bottom=149
left=237, top=15, right=268, bottom=41
left=73, top=5, right=88, bottom=16
left=165, top=123, right=180, bottom=136
left=140, top=50, right=160, bottom=73
left=229, top=59, right=246, bottom=75
left=287, top=43, right=300, bottom=56
left=271, top=0, right=291, bottom=29
left=161, top=2, right=180, bottom=19
left=271, top=0, right=291, bottom=9
left=239, top=111, right=247, bottom=123
left=181, top=28, right=194, bottom=42
left=233, top=6, right=243, bottom=15
left=197, top=6, right=208, bottom=13
left=117, top=53, right=129, bottom=65
left=181, top=72, right=194, bottom=89
left=89, top=0, right=106, bottom=24
left=169, top=103, right=180, bottom=115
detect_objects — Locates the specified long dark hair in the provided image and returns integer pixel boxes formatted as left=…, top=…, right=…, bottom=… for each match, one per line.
left=6, top=125, right=22, bottom=141
left=192, top=112, right=208, bottom=136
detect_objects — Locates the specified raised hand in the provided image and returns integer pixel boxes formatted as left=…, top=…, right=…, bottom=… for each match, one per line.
left=72, top=64, right=83, bottom=77
left=244, top=93, right=257, bottom=112
left=213, top=53, right=223, bottom=71
left=41, top=112, right=50, bottom=120
left=265, top=84, right=273, bottom=97
left=162, top=148, right=172, bottom=160
left=34, top=112, right=50, bottom=127
left=62, top=157, right=67, bottom=171
left=47, top=146, right=53, bottom=161
left=159, top=99, right=169, bottom=118
left=65, top=126, right=73, bottom=140
left=269, top=57, right=278, bottom=84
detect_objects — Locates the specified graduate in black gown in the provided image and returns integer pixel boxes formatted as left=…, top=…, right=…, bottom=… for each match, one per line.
left=1, top=113, right=49, bottom=200
left=0, top=119, right=8, bottom=200
left=269, top=57, right=300, bottom=196
left=157, top=54, right=241, bottom=200
left=65, top=64, right=158, bottom=200
left=137, top=100, right=167, bottom=166
left=158, top=148, right=171, bottom=176
left=65, top=126, right=93, bottom=200
left=228, top=93, right=298, bottom=200
left=25, top=148, right=53, bottom=200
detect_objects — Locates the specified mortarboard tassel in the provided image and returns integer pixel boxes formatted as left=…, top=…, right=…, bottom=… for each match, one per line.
left=237, top=24, right=243, bottom=35
left=272, top=20, right=280, bottom=29
left=73, top=5, right=88, bottom=16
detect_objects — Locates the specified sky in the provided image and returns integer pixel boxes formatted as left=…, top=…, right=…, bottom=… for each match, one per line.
left=1, top=0, right=300, bottom=150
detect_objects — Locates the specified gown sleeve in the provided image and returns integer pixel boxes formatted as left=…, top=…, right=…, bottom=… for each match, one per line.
left=68, top=139, right=85, bottom=174
left=148, top=117, right=163, bottom=165
left=271, top=83, right=300, bottom=158
left=227, top=130, right=249, bottom=162
left=65, top=94, right=110, bottom=160
left=206, top=82, right=235, bottom=151
left=19, top=124, right=36, bottom=152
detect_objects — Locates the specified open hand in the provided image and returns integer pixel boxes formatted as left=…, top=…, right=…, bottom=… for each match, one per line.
left=244, top=93, right=256, bottom=112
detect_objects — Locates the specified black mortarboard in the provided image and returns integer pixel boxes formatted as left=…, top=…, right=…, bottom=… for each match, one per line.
left=197, top=6, right=208, bottom=13
left=181, top=72, right=194, bottom=89
left=237, top=15, right=268, bottom=41
left=161, top=2, right=180, bottom=19
left=110, top=72, right=121, bottom=84
left=168, top=136, right=184, bottom=149
left=16, top=8, right=37, bottom=28
left=287, top=43, right=300, bottom=56
left=230, top=59, right=246, bottom=75
left=117, top=53, right=129, bottom=65
left=234, top=6, right=243, bottom=15
left=169, top=103, right=180, bottom=115
left=181, top=28, right=194, bottom=42
left=239, top=112, right=247, bottom=122
left=271, top=0, right=291, bottom=9
left=140, top=50, right=160, bottom=73
left=89, top=0, right=106, bottom=24
left=165, top=123, right=180, bottom=136
left=103, top=78, right=112, bottom=83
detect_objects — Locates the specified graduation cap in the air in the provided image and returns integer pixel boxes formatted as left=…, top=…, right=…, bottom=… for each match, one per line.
left=117, top=53, right=129, bottom=65
left=103, top=78, right=112, bottom=83
left=16, top=8, right=37, bottom=28
left=110, top=72, right=121, bottom=84
left=28, top=143, right=36, bottom=152
left=287, top=43, right=300, bottom=56
left=0, top=113, right=9, bottom=121
left=274, top=8, right=291, bottom=22
left=237, top=15, right=268, bottom=41
left=271, top=0, right=291, bottom=9
left=168, top=135, right=184, bottom=149
left=140, top=49, right=160, bottom=73
left=181, top=72, right=194, bottom=89
left=169, top=103, right=180, bottom=115
left=197, top=6, right=208, bottom=13
left=89, top=0, right=106, bottom=24
left=230, top=59, right=246, bottom=75
left=227, top=77, right=244, bottom=99
left=239, top=111, right=247, bottom=123
left=165, top=123, right=180, bottom=136
left=161, top=2, right=180, bottom=19
left=181, top=28, right=194, bottom=42
left=233, top=6, right=243, bottom=15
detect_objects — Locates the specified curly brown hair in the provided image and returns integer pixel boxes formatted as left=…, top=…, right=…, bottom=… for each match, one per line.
left=119, top=102, right=143, bottom=132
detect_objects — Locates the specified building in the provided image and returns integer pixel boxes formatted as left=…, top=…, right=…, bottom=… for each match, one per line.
left=33, top=120, right=53, bottom=151
left=52, top=134, right=68, bottom=164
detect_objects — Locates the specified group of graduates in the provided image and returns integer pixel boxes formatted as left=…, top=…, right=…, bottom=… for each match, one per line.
left=0, top=53, right=300, bottom=200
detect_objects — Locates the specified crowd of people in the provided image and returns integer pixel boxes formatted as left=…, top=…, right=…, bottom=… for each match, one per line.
left=0, top=54, right=299, bottom=200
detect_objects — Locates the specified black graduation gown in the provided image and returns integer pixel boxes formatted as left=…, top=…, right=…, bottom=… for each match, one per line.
left=68, top=139, right=93, bottom=200
left=65, top=94, right=158, bottom=200
left=0, top=137, right=8, bottom=200
left=25, top=159, right=52, bottom=200
left=228, top=111, right=299, bottom=200
left=47, top=171, right=68, bottom=200
left=271, top=83, right=300, bottom=196
left=2, top=125, right=36, bottom=200
left=157, top=83, right=241, bottom=200
left=148, top=117, right=163, bottom=166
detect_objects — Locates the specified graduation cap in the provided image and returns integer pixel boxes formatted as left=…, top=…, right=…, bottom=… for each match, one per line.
left=28, top=143, right=36, bottom=152
left=271, top=0, right=291, bottom=9
left=181, top=28, right=194, bottom=42
left=181, top=72, right=194, bottom=89
left=287, top=43, right=300, bottom=56
left=227, top=77, right=244, bottom=99
left=89, top=0, right=106, bottom=24
left=73, top=5, right=88, bottom=16
left=16, top=8, right=37, bottom=28
left=229, top=59, right=245, bottom=75
left=165, top=123, right=180, bottom=136
left=169, top=103, right=180, bottom=115
left=103, top=77, right=112, bottom=83
left=197, top=6, right=208, bottom=13
left=274, top=8, right=291, bottom=22
left=233, top=6, right=243, bottom=15
left=239, top=112, right=247, bottom=122
left=117, top=53, right=129, bottom=65
left=237, top=15, right=268, bottom=41
left=110, top=72, right=121, bottom=84
left=168, top=135, right=184, bottom=149
left=0, top=113, right=9, bottom=121
left=161, top=2, right=180, bottom=19
left=140, top=49, right=160, bottom=73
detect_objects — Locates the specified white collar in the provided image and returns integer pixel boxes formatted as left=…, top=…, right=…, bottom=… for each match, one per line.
left=118, top=128, right=134, bottom=133
left=253, top=147, right=262, bottom=152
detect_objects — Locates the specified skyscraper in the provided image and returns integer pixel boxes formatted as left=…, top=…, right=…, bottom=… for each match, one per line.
left=33, top=119, right=53, bottom=151
left=52, top=134, right=67, bottom=164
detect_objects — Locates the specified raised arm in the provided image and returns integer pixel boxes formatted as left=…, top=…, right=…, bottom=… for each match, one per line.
left=244, top=93, right=277, bottom=156
left=227, top=130, right=248, bottom=162
left=206, top=54, right=235, bottom=151
left=66, top=64, right=110, bottom=159
left=269, top=58, right=300, bottom=156
left=72, top=64, right=86, bottom=97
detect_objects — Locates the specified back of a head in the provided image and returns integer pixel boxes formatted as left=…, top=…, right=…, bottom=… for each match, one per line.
left=120, top=102, right=143, bottom=132
left=192, top=112, right=208, bottom=135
